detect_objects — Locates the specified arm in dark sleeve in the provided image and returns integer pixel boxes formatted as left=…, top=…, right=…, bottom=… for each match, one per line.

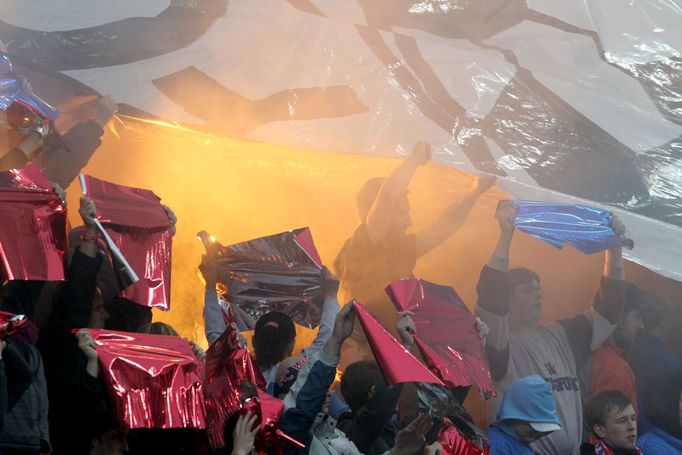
left=48, top=249, right=103, bottom=330
left=592, top=276, right=624, bottom=325
left=558, top=315, right=592, bottom=368
left=475, top=265, right=511, bottom=381
left=43, top=120, right=104, bottom=188
left=280, top=355, right=337, bottom=442
left=339, top=383, right=404, bottom=453
left=0, top=360, right=6, bottom=431
left=559, top=277, right=624, bottom=368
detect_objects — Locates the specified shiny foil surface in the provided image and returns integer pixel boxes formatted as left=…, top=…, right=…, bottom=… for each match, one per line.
left=204, top=327, right=265, bottom=448
left=0, top=311, right=27, bottom=339
left=82, top=174, right=173, bottom=310
left=386, top=279, right=495, bottom=398
left=0, top=164, right=66, bottom=281
left=509, top=200, right=635, bottom=254
left=438, top=420, right=489, bottom=455
left=87, top=329, right=206, bottom=429
left=214, top=227, right=324, bottom=329
left=354, top=301, right=443, bottom=386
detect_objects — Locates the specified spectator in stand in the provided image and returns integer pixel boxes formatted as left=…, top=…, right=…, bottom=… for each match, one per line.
left=637, top=369, right=682, bottom=454
left=334, top=142, right=495, bottom=317
left=627, top=292, right=682, bottom=400
left=581, top=391, right=641, bottom=455
left=37, top=195, right=113, bottom=454
left=475, top=202, right=626, bottom=455
left=0, top=94, right=118, bottom=185
left=202, top=245, right=340, bottom=396
left=589, top=283, right=649, bottom=412
left=487, top=375, right=561, bottom=455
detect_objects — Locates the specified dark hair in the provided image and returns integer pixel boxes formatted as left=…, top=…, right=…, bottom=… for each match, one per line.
left=584, top=390, right=632, bottom=434
left=508, top=268, right=540, bottom=290
left=252, top=312, right=296, bottom=371
left=356, top=177, right=384, bottom=221
left=137, top=322, right=178, bottom=336
left=340, top=360, right=385, bottom=414
left=222, top=411, right=241, bottom=452
left=105, top=297, right=152, bottom=332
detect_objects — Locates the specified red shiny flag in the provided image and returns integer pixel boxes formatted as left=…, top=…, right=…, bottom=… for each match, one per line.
left=81, top=174, right=173, bottom=310
left=0, top=311, right=27, bottom=339
left=204, top=328, right=302, bottom=453
left=386, top=279, right=495, bottom=398
left=0, top=164, right=66, bottom=281
left=87, top=329, right=206, bottom=429
left=353, top=301, right=443, bottom=386
left=438, top=420, right=489, bottom=455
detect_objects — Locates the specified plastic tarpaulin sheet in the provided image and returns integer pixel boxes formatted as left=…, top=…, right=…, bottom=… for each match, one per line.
left=0, top=1, right=681, bottom=280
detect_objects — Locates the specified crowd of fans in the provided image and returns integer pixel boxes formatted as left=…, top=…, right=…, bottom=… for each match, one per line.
left=0, top=92, right=681, bottom=455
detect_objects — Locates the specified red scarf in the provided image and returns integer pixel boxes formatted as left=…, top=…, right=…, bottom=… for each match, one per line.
left=594, top=439, right=642, bottom=455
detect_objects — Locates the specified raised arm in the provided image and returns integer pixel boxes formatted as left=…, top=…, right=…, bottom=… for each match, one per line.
left=280, top=304, right=356, bottom=443
left=416, top=175, right=495, bottom=257
left=0, top=131, right=42, bottom=172
left=48, top=197, right=103, bottom=330
left=365, top=142, right=430, bottom=244
left=200, top=246, right=228, bottom=345
left=302, top=267, right=340, bottom=357
left=474, top=202, right=516, bottom=381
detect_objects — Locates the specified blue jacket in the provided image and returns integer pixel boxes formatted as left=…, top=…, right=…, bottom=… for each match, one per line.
left=487, top=425, right=533, bottom=455
left=638, top=426, right=682, bottom=455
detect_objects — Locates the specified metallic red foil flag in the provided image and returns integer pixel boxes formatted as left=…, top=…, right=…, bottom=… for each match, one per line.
left=87, top=329, right=206, bottom=429
left=81, top=174, right=173, bottom=310
left=438, top=420, right=489, bottom=455
left=204, top=327, right=303, bottom=453
left=0, top=310, right=27, bottom=339
left=386, top=279, right=495, bottom=398
left=0, top=164, right=66, bottom=281
left=213, top=227, right=324, bottom=329
left=353, top=301, right=443, bottom=386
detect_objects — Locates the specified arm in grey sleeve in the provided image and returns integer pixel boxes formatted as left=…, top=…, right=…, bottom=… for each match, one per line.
left=203, top=289, right=227, bottom=345
left=302, top=295, right=340, bottom=357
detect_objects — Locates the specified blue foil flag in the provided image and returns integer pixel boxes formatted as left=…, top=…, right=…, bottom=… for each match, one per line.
left=0, top=51, right=58, bottom=120
left=508, top=200, right=634, bottom=254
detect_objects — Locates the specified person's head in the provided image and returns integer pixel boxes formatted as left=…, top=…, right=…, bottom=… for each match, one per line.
left=641, top=369, right=682, bottom=439
left=90, top=428, right=129, bottom=455
left=497, top=375, right=561, bottom=444
left=137, top=322, right=178, bottom=336
left=508, top=268, right=541, bottom=332
left=584, top=391, right=638, bottom=450
left=641, top=290, right=668, bottom=334
left=104, top=297, right=152, bottom=332
left=356, top=177, right=411, bottom=231
left=340, top=360, right=385, bottom=414
left=613, top=284, right=647, bottom=350
left=252, top=312, right=296, bottom=371
left=88, top=288, right=109, bottom=329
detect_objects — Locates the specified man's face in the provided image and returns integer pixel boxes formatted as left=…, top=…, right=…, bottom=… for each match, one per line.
left=88, top=289, right=109, bottom=329
left=509, top=279, right=542, bottom=331
left=614, top=309, right=644, bottom=350
left=510, top=421, right=545, bottom=444
left=595, top=404, right=638, bottom=450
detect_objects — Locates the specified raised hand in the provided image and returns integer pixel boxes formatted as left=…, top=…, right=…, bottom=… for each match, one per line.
left=391, top=413, right=433, bottom=455
left=495, top=201, right=517, bottom=236
left=408, top=141, right=431, bottom=166
left=231, top=412, right=259, bottom=455
left=396, top=311, right=417, bottom=349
